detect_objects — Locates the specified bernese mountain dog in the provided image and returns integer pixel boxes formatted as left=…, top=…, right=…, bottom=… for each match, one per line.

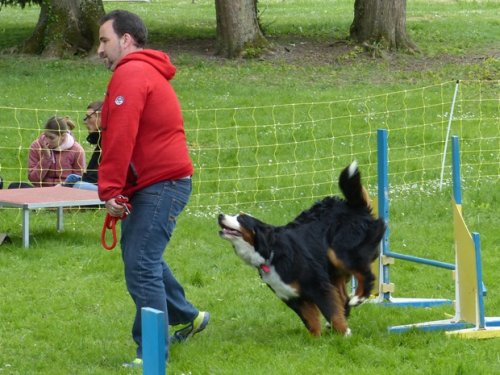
left=218, top=161, right=385, bottom=337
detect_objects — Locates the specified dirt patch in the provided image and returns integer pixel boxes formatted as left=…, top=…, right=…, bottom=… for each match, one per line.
left=156, top=35, right=499, bottom=74
left=158, top=36, right=358, bottom=64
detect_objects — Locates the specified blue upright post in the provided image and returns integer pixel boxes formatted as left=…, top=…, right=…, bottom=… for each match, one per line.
left=377, top=129, right=391, bottom=301
left=473, top=233, right=486, bottom=329
left=451, top=136, right=462, bottom=205
left=142, top=307, right=166, bottom=375
left=452, top=136, right=489, bottom=297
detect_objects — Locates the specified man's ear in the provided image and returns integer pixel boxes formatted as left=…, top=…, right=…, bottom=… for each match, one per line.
left=121, top=33, right=135, bottom=49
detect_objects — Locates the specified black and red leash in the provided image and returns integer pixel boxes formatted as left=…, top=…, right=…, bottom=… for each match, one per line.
left=101, top=195, right=132, bottom=250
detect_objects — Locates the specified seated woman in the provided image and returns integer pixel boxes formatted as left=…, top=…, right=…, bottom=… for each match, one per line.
left=26, top=116, right=86, bottom=187
left=62, top=101, right=103, bottom=191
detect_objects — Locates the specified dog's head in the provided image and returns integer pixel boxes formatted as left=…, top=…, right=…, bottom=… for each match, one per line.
left=218, top=213, right=274, bottom=268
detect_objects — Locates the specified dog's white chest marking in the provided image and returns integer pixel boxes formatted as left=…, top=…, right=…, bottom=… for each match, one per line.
left=260, top=266, right=299, bottom=301
left=231, top=238, right=266, bottom=267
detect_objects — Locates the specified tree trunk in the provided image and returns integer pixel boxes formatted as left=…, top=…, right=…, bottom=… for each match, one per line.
left=22, top=0, right=104, bottom=57
left=350, top=0, right=418, bottom=54
left=215, top=0, right=269, bottom=58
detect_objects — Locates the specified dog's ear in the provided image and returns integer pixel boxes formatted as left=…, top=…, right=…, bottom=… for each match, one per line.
left=237, top=214, right=265, bottom=231
left=252, top=225, right=275, bottom=259
left=238, top=214, right=275, bottom=258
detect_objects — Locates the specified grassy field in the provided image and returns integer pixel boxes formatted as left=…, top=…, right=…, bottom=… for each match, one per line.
left=0, top=1, right=499, bottom=374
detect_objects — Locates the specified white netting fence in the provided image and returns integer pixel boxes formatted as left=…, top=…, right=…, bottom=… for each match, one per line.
left=0, top=80, right=498, bottom=214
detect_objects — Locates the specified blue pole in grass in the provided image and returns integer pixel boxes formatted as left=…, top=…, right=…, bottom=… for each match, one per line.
left=142, top=307, right=166, bottom=375
left=451, top=136, right=462, bottom=205
left=452, top=136, right=487, bottom=298
left=473, top=232, right=486, bottom=329
left=377, top=129, right=391, bottom=301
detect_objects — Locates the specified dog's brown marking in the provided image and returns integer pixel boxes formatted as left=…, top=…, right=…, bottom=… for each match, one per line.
left=239, top=226, right=255, bottom=246
left=361, top=186, right=372, bottom=210
left=334, top=277, right=349, bottom=306
left=329, top=287, right=348, bottom=334
left=298, top=301, right=322, bottom=336
left=327, top=247, right=349, bottom=305
left=327, top=248, right=346, bottom=270
left=289, top=281, right=301, bottom=294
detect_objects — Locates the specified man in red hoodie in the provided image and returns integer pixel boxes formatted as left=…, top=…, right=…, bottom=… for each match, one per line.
left=97, top=10, right=209, bottom=368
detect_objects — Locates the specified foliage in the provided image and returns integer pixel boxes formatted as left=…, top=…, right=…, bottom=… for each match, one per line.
left=0, top=0, right=41, bottom=9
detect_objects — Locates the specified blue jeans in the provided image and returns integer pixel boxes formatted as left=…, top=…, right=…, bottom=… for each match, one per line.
left=64, top=174, right=98, bottom=191
left=64, top=174, right=82, bottom=185
left=120, top=178, right=198, bottom=360
left=73, top=181, right=98, bottom=191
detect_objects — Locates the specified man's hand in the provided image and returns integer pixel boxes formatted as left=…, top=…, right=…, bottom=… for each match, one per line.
left=106, top=198, right=126, bottom=217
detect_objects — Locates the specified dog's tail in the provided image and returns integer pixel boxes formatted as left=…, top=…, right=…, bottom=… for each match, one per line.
left=339, top=161, right=371, bottom=209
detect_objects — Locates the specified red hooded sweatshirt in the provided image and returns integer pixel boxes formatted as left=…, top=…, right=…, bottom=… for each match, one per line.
left=98, top=50, right=194, bottom=202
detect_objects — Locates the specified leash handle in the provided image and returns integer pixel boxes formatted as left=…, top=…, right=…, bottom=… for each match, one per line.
left=115, top=195, right=132, bottom=214
left=100, top=195, right=132, bottom=251
left=101, top=214, right=119, bottom=250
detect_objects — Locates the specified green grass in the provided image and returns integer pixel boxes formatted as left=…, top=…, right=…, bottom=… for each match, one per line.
left=0, top=1, right=500, bottom=374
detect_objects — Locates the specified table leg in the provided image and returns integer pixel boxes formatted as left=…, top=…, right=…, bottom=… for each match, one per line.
left=57, top=207, right=64, bottom=231
left=22, top=208, right=30, bottom=248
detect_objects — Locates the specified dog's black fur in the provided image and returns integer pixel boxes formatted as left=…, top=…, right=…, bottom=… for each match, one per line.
left=218, top=162, right=386, bottom=336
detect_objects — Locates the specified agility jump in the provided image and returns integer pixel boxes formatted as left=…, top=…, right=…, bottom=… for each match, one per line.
left=385, top=135, right=500, bottom=337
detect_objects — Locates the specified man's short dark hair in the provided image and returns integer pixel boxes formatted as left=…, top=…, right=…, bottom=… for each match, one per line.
left=99, top=9, right=148, bottom=48
left=87, top=100, right=103, bottom=112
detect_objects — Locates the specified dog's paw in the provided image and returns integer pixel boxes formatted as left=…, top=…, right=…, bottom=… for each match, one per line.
left=348, top=295, right=366, bottom=306
left=344, top=328, right=352, bottom=337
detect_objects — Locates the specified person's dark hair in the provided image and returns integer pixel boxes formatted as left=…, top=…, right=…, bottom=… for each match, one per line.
left=99, top=10, right=148, bottom=48
left=45, top=116, right=75, bottom=134
left=87, top=100, right=103, bottom=112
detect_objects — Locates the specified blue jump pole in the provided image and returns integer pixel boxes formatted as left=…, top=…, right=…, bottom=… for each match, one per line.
left=473, top=233, right=486, bottom=329
left=383, top=251, right=454, bottom=271
left=142, top=307, right=166, bottom=375
left=452, top=135, right=488, bottom=294
left=377, top=129, right=391, bottom=301
left=451, top=136, right=462, bottom=205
